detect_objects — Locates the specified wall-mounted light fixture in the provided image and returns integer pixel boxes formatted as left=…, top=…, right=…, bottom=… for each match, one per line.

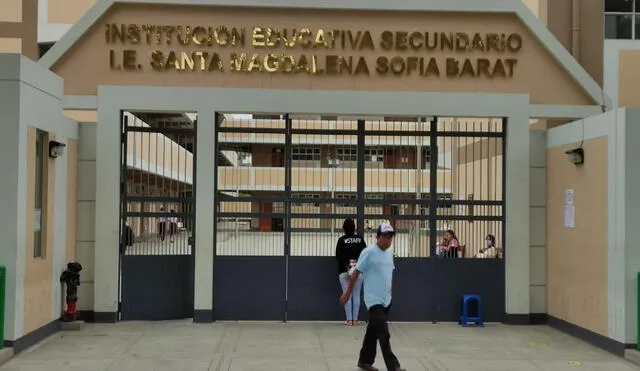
left=49, top=140, right=66, bottom=158
left=565, top=147, right=584, bottom=165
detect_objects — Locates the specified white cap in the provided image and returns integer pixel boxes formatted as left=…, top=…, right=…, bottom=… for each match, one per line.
left=377, top=223, right=395, bottom=235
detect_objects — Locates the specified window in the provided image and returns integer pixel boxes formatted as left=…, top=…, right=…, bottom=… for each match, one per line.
left=336, top=148, right=357, bottom=162
left=364, top=148, right=384, bottom=162
left=438, top=194, right=453, bottom=208
left=336, top=193, right=356, bottom=207
left=292, top=194, right=320, bottom=206
left=34, top=130, right=47, bottom=258
left=252, top=114, right=282, bottom=119
left=604, top=0, right=640, bottom=39
left=606, top=0, right=633, bottom=12
left=336, top=148, right=385, bottom=162
left=292, top=147, right=320, bottom=161
left=423, top=147, right=432, bottom=169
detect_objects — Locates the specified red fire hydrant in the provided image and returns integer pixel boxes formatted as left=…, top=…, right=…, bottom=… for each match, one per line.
left=60, top=262, right=82, bottom=322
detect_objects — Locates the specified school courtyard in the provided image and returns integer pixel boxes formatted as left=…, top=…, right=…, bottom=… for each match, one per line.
left=0, top=321, right=637, bottom=371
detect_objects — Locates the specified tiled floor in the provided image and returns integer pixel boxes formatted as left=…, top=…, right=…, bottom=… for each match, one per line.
left=1, top=321, right=639, bottom=370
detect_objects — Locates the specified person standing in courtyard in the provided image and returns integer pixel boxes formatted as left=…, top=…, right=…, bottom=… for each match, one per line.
left=340, top=223, right=405, bottom=371
left=158, top=207, right=167, bottom=242
left=335, top=218, right=367, bottom=326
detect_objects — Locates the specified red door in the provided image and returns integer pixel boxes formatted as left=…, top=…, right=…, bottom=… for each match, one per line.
left=259, top=203, right=273, bottom=232
left=383, top=149, right=395, bottom=169
left=272, top=148, right=284, bottom=167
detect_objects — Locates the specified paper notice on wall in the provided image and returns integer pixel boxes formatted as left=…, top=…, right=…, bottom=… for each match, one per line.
left=34, top=209, right=41, bottom=232
left=564, top=205, right=575, bottom=228
left=565, top=189, right=574, bottom=206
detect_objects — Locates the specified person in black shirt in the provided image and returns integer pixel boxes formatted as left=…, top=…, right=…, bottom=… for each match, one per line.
left=335, top=218, right=367, bottom=325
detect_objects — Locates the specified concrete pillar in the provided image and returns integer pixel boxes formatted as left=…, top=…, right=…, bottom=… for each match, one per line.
left=505, top=108, right=531, bottom=318
left=93, top=105, right=120, bottom=321
left=0, top=66, right=25, bottom=341
left=76, top=123, right=97, bottom=312
left=529, top=129, right=547, bottom=317
left=623, top=109, right=640, bottom=343
left=193, top=107, right=215, bottom=322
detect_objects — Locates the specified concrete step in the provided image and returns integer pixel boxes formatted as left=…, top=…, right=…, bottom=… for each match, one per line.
left=0, top=347, right=14, bottom=367
left=624, top=349, right=640, bottom=366
left=60, top=320, right=85, bottom=331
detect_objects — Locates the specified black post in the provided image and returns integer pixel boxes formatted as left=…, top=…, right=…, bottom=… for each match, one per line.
left=501, top=118, right=507, bottom=258
left=429, top=116, right=439, bottom=323
left=356, top=119, right=366, bottom=235
left=428, top=116, right=439, bottom=256
left=117, top=112, right=128, bottom=320
left=211, top=113, right=220, bottom=323
left=284, top=114, right=292, bottom=322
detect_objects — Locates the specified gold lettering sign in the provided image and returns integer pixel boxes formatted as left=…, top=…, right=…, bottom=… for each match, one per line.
left=104, top=24, right=523, bottom=79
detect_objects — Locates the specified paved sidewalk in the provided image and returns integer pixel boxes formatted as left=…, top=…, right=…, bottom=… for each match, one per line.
left=1, top=321, right=639, bottom=370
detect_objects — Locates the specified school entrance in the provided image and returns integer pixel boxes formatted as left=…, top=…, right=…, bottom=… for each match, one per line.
left=213, top=113, right=506, bottom=322
left=118, top=111, right=197, bottom=320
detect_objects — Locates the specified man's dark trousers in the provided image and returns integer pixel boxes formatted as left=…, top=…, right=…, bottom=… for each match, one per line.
left=358, top=304, right=400, bottom=370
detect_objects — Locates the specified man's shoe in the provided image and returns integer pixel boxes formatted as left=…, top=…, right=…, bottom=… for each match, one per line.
left=357, top=364, right=378, bottom=371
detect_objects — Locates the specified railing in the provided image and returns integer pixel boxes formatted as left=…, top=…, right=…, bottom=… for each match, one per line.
left=124, top=112, right=194, bottom=184
left=219, top=132, right=431, bottom=146
left=217, top=166, right=453, bottom=193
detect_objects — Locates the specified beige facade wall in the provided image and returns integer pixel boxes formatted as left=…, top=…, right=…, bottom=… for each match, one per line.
left=39, top=0, right=604, bottom=89
left=63, top=110, right=98, bottom=123
left=522, top=0, right=548, bottom=24
left=546, top=136, right=608, bottom=336
left=126, top=130, right=193, bottom=181
left=0, top=0, right=37, bottom=59
left=0, top=37, right=22, bottom=53
left=0, top=0, right=22, bottom=22
left=23, top=127, right=56, bottom=334
left=218, top=167, right=452, bottom=192
left=617, top=50, right=640, bottom=108
left=48, top=0, right=96, bottom=24
left=50, top=4, right=594, bottom=105
left=546, top=0, right=603, bottom=85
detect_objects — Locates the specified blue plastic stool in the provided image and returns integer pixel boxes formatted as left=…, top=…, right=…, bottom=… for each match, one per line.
left=459, top=294, right=484, bottom=327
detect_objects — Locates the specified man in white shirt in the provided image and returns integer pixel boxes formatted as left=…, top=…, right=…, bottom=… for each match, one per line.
left=340, top=223, right=405, bottom=371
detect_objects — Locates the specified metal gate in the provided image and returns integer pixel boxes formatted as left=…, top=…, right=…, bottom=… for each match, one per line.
left=214, top=114, right=505, bottom=322
left=118, top=111, right=197, bottom=321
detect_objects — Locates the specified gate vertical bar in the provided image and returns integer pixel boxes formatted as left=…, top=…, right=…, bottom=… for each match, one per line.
left=501, top=118, right=508, bottom=260
left=190, top=117, right=198, bottom=319
left=212, top=113, right=221, bottom=321
left=428, top=116, right=439, bottom=255
left=117, top=112, right=128, bottom=320
left=284, top=113, right=292, bottom=322
left=213, top=113, right=220, bottom=259
left=428, top=116, right=439, bottom=322
left=356, top=119, right=366, bottom=235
